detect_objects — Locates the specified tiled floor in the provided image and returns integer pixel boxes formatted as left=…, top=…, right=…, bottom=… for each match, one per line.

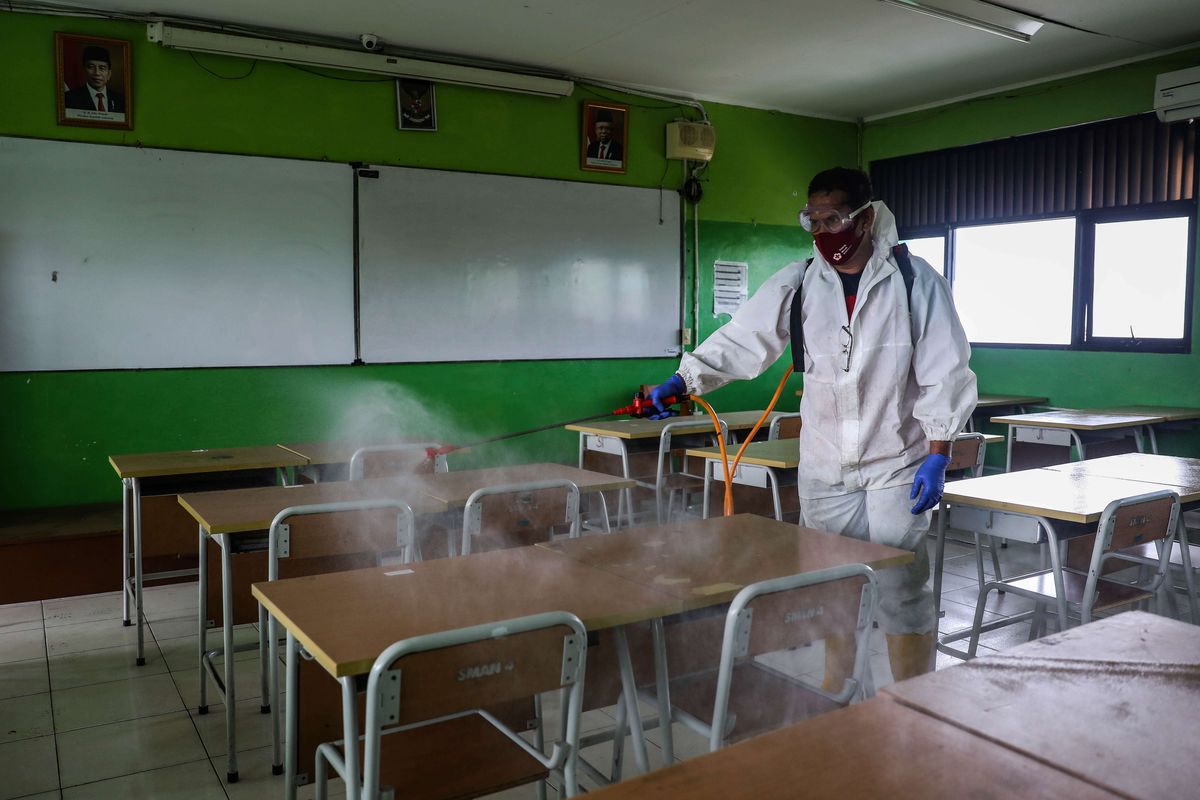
left=0, top=535, right=1176, bottom=799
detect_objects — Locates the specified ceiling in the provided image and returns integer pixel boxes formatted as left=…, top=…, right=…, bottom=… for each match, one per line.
left=27, top=0, right=1200, bottom=119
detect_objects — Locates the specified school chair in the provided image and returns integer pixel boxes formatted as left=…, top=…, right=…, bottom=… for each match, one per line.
left=460, top=479, right=581, bottom=556
left=313, top=611, right=588, bottom=800
left=1106, top=508, right=1200, bottom=621
left=967, top=490, right=1182, bottom=657
left=348, top=442, right=449, bottom=480
left=767, top=412, right=802, bottom=440
left=262, top=498, right=417, bottom=776
left=635, top=419, right=730, bottom=525
left=611, top=563, right=877, bottom=768
left=942, top=432, right=1005, bottom=589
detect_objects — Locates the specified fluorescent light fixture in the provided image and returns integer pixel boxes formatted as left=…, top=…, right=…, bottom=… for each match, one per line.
left=878, top=0, right=1041, bottom=43
left=147, top=22, right=574, bottom=97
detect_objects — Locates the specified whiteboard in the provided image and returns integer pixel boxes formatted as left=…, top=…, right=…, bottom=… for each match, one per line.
left=358, top=165, right=682, bottom=362
left=0, top=137, right=355, bottom=371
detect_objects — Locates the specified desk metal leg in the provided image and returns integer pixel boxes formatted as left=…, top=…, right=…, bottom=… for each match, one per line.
left=1042, top=522, right=1071, bottom=630
left=619, top=442, right=634, bottom=529
left=220, top=534, right=239, bottom=783
left=614, top=626, right=650, bottom=774
left=259, top=603, right=270, bottom=714
left=650, top=619, right=674, bottom=764
left=766, top=469, right=783, bottom=522
left=932, top=500, right=947, bottom=627
left=702, top=461, right=712, bottom=519
left=270, top=609, right=283, bottom=774
left=1176, top=517, right=1200, bottom=621
left=285, top=631, right=299, bottom=800
left=121, top=479, right=131, bottom=625
left=339, top=677, right=361, bottom=800
left=1005, top=427, right=1015, bottom=473
left=132, top=477, right=145, bottom=666
left=197, top=525, right=209, bottom=714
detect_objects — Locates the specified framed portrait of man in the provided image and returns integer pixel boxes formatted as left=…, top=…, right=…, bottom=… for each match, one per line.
left=581, top=100, right=628, bottom=175
left=56, top=32, right=133, bottom=130
left=397, top=79, right=437, bottom=131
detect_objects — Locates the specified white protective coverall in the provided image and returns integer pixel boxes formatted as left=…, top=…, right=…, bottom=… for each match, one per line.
left=676, top=201, right=977, bottom=634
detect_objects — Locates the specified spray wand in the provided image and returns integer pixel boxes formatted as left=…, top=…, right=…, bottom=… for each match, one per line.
left=426, top=369, right=795, bottom=520
left=423, top=392, right=689, bottom=462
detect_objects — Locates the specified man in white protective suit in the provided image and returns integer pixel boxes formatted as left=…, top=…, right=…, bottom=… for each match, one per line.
left=648, top=167, right=977, bottom=682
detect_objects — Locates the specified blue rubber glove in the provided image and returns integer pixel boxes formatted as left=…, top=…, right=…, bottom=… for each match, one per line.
left=909, top=453, right=950, bottom=514
left=648, top=374, right=687, bottom=420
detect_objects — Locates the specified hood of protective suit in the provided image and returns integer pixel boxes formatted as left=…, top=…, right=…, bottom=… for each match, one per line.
left=868, top=200, right=900, bottom=252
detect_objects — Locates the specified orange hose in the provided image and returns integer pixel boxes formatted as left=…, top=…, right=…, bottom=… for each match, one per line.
left=689, top=365, right=795, bottom=516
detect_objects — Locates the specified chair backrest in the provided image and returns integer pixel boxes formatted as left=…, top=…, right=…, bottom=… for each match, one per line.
left=362, top=611, right=588, bottom=800
left=1091, top=490, right=1180, bottom=574
left=768, top=412, right=803, bottom=441
left=947, top=432, right=987, bottom=477
left=348, top=442, right=448, bottom=481
left=267, top=498, right=417, bottom=581
left=461, top=479, right=581, bottom=556
left=709, top=563, right=877, bottom=751
left=656, top=418, right=730, bottom=487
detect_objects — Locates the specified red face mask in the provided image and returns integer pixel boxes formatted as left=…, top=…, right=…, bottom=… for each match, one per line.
left=814, top=219, right=868, bottom=265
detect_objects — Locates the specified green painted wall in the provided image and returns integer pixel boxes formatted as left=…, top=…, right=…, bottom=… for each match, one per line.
left=0, top=12, right=855, bottom=509
left=862, top=50, right=1200, bottom=447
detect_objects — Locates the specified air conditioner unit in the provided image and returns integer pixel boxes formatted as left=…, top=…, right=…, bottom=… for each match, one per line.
left=1155, top=65, right=1200, bottom=123
left=666, top=121, right=716, bottom=161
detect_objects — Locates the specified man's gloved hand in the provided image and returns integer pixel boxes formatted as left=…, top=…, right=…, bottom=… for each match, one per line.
left=909, top=453, right=950, bottom=514
left=648, top=374, right=687, bottom=420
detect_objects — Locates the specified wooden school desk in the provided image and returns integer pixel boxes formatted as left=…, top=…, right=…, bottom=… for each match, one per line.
left=567, top=411, right=781, bottom=525
left=884, top=612, right=1200, bottom=800
left=537, top=513, right=912, bottom=764
left=1088, top=405, right=1200, bottom=454
left=584, top=697, right=1118, bottom=800
left=683, top=433, right=1002, bottom=522
left=991, top=409, right=1164, bottom=471
left=109, top=445, right=309, bottom=666
left=933, top=465, right=1200, bottom=658
left=685, top=439, right=798, bottom=520
left=966, top=392, right=1049, bottom=432
left=253, top=546, right=683, bottom=799
left=178, top=478, right=447, bottom=782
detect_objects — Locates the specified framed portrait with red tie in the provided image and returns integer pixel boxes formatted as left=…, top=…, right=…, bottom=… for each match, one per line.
left=55, top=32, right=133, bottom=130
left=581, top=100, right=628, bottom=175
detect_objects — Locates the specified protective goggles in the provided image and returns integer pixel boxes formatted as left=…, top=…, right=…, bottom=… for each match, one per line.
left=798, top=201, right=871, bottom=234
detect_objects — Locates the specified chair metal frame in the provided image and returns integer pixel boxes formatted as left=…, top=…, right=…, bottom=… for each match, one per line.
left=609, top=563, right=877, bottom=771
left=966, top=490, right=1183, bottom=658
left=348, top=443, right=448, bottom=480
left=707, top=563, right=878, bottom=751
left=460, top=479, right=581, bottom=557
left=939, top=433, right=1004, bottom=588
left=635, top=419, right=729, bottom=525
left=263, top=498, right=417, bottom=776
left=312, top=611, right=589, bottom=800
left=767, top=412, right=802, bottom=441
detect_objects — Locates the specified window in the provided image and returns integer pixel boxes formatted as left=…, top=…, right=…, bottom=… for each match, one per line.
left=953, top=218, right=1076, bottom=346
left=902, top=235, right=946, bottom=276
left=872, top=112, right=1196, bottom=353
left=1087, top=213, right=1191, bottom=346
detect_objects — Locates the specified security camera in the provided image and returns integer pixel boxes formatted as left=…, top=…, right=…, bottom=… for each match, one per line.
left=360, top=33, right=381, bottom=51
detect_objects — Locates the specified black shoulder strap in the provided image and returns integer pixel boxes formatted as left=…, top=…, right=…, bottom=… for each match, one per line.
left=892, top=243, right=916, bottom=304
left=789, top=246, right=915, bottom=374
left=789, top=258, right=814, bottom=372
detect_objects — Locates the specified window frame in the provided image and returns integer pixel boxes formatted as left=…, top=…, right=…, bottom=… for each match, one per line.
left=899, top=201, right=1197, bottom=354
left=1077, top=201, right=1196, bottom=355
